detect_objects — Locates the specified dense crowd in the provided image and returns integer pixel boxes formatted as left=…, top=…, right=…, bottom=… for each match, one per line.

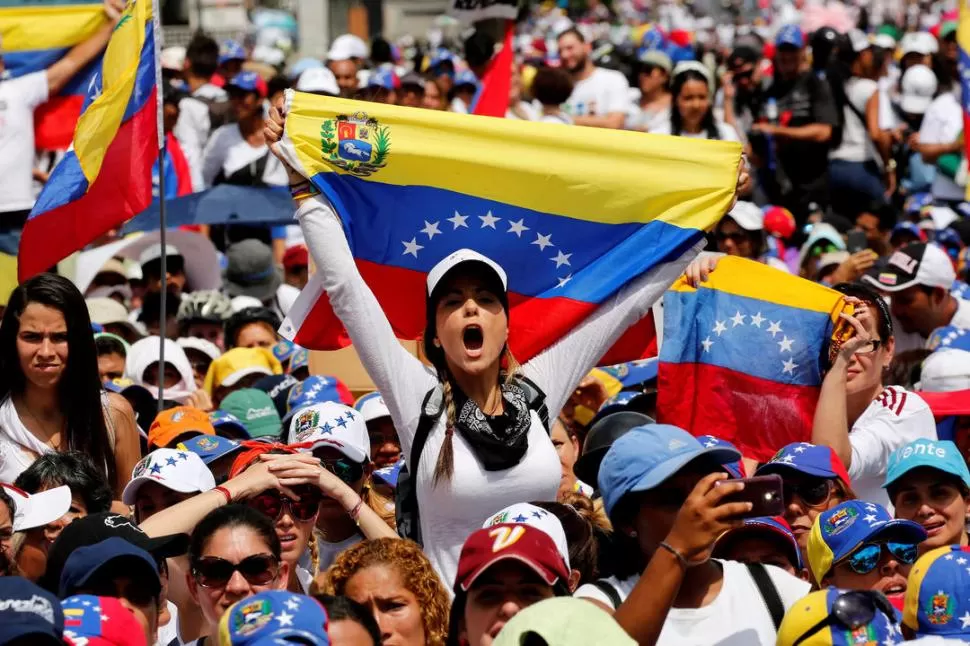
left=1, top=0, right=970, bottom=644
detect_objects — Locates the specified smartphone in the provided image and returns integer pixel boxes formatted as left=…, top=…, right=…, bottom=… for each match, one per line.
left=847, top=230, right=868, bottom=254
left=720, top=474, right=785, bottom=519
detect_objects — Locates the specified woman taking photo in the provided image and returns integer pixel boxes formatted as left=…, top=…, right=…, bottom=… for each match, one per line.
left=263, top=100, right=748, bottom=587
left=318, top=538, right=450, bottom=646
left=654, top=62, right=740, bottom=142
left=0, top=274, right=140, bottom=496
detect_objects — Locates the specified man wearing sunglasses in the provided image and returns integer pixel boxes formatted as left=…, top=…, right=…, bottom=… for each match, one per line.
left=777, top=588, right=900, bottom=646
left=807, top=500, right=926, bottom=607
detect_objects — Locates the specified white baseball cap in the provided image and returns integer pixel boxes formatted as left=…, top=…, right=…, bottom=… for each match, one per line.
left=482, top=503, right=571, bottom=569
left=426, top=249, right=508, bottom=297
left=725, top=201, right=764, bottom=231
left=930, top=206, right=958, bottom=231
left=139, top=243, right=181, bottom=267
left=328, top=34, right=369, bottom=62
left=847, top=29, right=872, bottom=53
left=177, top=337, right=222, bottom=362
left=296, top=67, right=339, bottom=95
left=862, top=243, right=956, bottom=292
left=900, top=31, right=938, bottom=56
left=1, top=484, right=71, bottom=532
left=161, top=46, right=186, bottom=72
left=121, top=448, right=216, bottom=505
left=920, top=349, right=970, bottom=392
left=872, top=33, right=897, bottom=50
left=230, top=295, right=264, bottom=313
left=900, top=65, right=938, bottom=115
left=288, top=401, right=370, bottom=463
left=87, top=297, right=131, bottom=326
left=354, top=391, right=391, bottom=423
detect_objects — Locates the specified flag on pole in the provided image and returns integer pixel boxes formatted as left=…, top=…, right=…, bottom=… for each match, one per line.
left=658, top=257, right=851, bottom=461
left=0, top=0, right=107, bottom=149
left=471, top=21, right=515, bottom=118
left=18, top=0, right=159, bottom=281
left=277, top=92, right=741, bottom=364
left=959, top=0, right=970, bottom=200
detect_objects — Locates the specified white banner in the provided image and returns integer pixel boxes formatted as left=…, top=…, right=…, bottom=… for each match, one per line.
left=449, top=0, right=518, bottom=24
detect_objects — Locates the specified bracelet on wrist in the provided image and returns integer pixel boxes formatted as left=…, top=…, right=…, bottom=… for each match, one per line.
left=658, top=541, right=689, bottom=570
left=348, top=497, right=364, bottom=525
left=214, top=486, right=232, bottom=504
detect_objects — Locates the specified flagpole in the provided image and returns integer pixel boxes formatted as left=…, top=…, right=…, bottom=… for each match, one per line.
left=152, top=0, right=167, bottom=410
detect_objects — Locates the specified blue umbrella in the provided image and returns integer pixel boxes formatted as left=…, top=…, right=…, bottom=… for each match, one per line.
left=123, top=185, right=294, bottom=234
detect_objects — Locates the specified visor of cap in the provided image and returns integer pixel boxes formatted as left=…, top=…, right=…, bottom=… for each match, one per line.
left=4, top=484, right=72, bottom=532
left=426, top=249, right=508, bottom=297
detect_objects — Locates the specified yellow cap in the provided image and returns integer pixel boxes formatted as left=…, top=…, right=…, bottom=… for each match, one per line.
left=204, top=347, right=282, bottom=394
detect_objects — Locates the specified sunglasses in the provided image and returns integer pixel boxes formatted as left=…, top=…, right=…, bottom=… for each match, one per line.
left=784, top=479, right=835, bottom=508
left=319, top=456, right=365, bottom=484
left=731, top=68, right=754, bottom=81
left=810, top=243, right=839, bottom=258
left=247, top=485, right=322, bottom=522
left=192, top=553, right=280, bottom=589
left=793, top=590, right=896, bottom=645
left=838, top=542, right=918, bottom=575
left=716, top=231, right=749, bottom=244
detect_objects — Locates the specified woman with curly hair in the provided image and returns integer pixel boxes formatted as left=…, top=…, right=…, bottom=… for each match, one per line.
left=316, top=538, right=450, bottom=646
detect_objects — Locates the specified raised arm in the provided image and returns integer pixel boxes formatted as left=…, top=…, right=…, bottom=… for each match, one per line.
left=46, top=0, right=124, bottom=96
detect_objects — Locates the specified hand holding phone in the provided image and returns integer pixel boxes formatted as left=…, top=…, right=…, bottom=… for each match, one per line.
left=719, top=474, right=785, bottom=519
left=847, top=230, right=869, bottom=254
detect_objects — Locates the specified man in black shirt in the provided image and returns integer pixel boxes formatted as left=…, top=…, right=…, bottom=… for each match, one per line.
left=751, top=25, right=840, bottom=224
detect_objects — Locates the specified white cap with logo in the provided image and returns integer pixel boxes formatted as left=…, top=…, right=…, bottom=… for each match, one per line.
left=862, top=243, right=955, bottom=292
left=482, top=502, right=571, bottom=569
left=288, top=401, right=370, bottom=463
left=121, top=448, right=217, bottom=505
left=355, top=392, right=391, bottom=423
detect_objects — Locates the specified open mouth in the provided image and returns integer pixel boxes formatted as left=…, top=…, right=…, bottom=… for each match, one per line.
left=883, top=582, right=906, bottom=597
left=923, top=520, right=945, bottom=535
left=462, top=324, right=484, bottom=353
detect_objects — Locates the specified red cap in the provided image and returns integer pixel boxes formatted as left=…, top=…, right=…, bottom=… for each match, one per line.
left=62, top=596, right=147, bottom=646
left=455, top=524, right=569, bottom=592
left=283, top=245, right=309, bottom=270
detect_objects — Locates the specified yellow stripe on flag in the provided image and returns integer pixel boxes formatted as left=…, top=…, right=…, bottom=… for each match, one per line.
left=0, top=5, right=106, bottom=52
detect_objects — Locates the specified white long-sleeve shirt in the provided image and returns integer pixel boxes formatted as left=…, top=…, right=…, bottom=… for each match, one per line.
left=297, top=195, right=700, bottom=589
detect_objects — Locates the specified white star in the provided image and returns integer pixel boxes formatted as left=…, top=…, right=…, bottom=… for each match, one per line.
left=865, top=504, right=878, bottom=511
left=276, top=610, right=294, bottom=627
left=82, top=600, right=91, bottom=607
left=767, top=321, right=783, bottom=337
left=731, top=311, right=746, bottom=327
left=556, top=274, right=572, bottom=288
left=881, top=637, right=896, bottom=646
left=401, top=238, right=423, bottom=258
left=712, top=320, right=727, bottom=336
left=750, top=312, right=765, bottom=328
left=779, top=454, right=796, bottom=464
left=704, top=439, right=718, bottom=447
left=778, top=336, right=794, bottom=353
left=551, top=250, right=572, bottom=268
left=420, top=220, right=441, bottom=240
left=532, top=232, right=553, bottom=251
left=448, top=211, right=468, bottom=229
left=93, top=606, right=101, bottom=612
left=782, top=358, right=797, bottom=374
left=959, top=557, right=968, bottom=565
left=961, top=612, right=970, bottom=629
left=793, top=446, right=807, bottom=453
left=864, top=514, right=877, bottom=523
left=945, top=554, right=955, bottom=560
left=284, top=598, right=301, bottom=611
left=701, top=336, right=714, bottom=353
left=100, top=614, right=109, bottom=622
left=507, top=219, right=529, bottom=237
left=479, top=211, right=501, bottom=228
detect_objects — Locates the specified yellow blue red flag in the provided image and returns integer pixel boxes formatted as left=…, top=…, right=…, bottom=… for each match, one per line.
left=18, top=0, right=158, bottom=281
left=278, top=91, right=741, bottom=363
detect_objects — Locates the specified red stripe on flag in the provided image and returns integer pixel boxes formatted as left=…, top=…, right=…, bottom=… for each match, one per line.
left=34, top=95, right=86, bottom=150
left=19, top=89, right=159, bottom=280
left=657, top=362, right=817, bottom=462
left=472, top=21, right=515, bottom=118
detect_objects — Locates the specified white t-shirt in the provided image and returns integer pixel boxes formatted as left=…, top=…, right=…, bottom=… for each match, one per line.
left=539, top=113, right=574, bottom=125
left=174, top=83, right=228, bottom=192
left=201, top=124, right=289, bottom=188
left=653, top=120, right=741, bottom=142
left=564, top=68, right=632, bottom=119
left=830, top=77, right=879, bottom=163
left=0, top=72, right=49, bottom=213
left=155, top=600, right=181, bottom=646
left=0, top=396, right=51, bottom=485
left=919, top=93, right=964, bottom=201
left=627, top=104, right=671, bottom=133
left=574, top=560, right=810, bottom=645
left=849, top=386, right=936, bottom=508
left=317, top=533, right=362, bottom=572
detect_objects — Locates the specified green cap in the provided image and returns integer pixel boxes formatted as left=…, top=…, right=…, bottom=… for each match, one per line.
left=493, top=597, right=636, bottom=646
left=940, top=21, right=957, bottom=40
left=220, top=388, right=282, bottom=439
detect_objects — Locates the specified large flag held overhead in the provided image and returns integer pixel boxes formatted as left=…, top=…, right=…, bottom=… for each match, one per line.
left=0, top=0, right=107, bottom=149
left=658, top=257, right=851, bottom=462
left=19, top=0, right=159, bottom=281
left=278, top=91, right=741, bottom=364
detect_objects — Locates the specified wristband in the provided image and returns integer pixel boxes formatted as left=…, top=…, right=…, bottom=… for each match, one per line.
left=658, top=541, right=688, bottom=569
left=214, top=486, right=232, bottom=504
left=289, top=181, right=320, bottom=202
left=348, top=498, right=364, bottom=525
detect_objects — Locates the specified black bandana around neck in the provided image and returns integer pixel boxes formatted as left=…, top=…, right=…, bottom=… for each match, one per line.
left=452, top=379, right=532, bottom=471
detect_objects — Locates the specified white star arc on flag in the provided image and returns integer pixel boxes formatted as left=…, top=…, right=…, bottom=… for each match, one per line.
left=532, top=232, right=554, bottom=251
left=479, top=211, right=501, bottom=228
left=402, top=238, right=423, bottom=258
left=420, top=220, right=441, bottom=240
left=448, top=211, right=468, bottom=229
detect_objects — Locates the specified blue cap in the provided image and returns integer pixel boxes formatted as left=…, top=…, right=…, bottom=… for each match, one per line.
left=288, top=348, right=310, bottom=375
left=905, top=192, right=934, bottom=214
left=928, top=325, right=970, bottom=353
left=372, top=460, right=403, bottom=488
left=59, top=536, right=161, bottom=598
left=716, top=516, right=803, bottom=570
left=641, top=27, right=665, bottom=50
left=91, top=322, right=104, bottom=333
left=253, top=374, right=300, bottom=418
left=598, top=358, right=659, bottom=388
left=178, top=434, right=243, bottom=465
left=697, top=436, right=745, bottom=478
left=904, top=545, right=970, bottom=639
left=0, top=577, right=63, bottom=644
left=220, top=39, right=246, bottom=64
left=775, top=24, right=805, bottom=48
left=755, top=442, right=852, bottom=487
left=597, top=424, right=741, bottom=517
left=272, top=339, right=297, bottom=364
left=884, top=439, right=970, bottom=490
left=226, top=71, right=265, bottom=97
left=368, top=68, right=400, bottom=90
left=891, top=221, right=923, bottom=241
left=454, top=69, right=479, bottom=88
left=210, top=410, right=251, bottom=439
left=219, top=591, right=329, bottom=645
left=281, top=375, right=353, bottom=425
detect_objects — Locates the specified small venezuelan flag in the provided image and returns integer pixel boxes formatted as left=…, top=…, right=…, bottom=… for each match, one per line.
left=277, top=91, right=741, bottom=363
left=0, top=0, right=108, bottom=149
left=658, top=257, right=849, bottom=461
left=18, top=0, right=158, bottom=281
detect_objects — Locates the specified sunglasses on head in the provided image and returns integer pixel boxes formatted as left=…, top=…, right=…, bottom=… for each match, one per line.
left=319, top=456, right=365, bottom=484
left=246, top=485, right=322, bottom=522
left=838, top=542, right=918, bottom=575
left=783, top=479, right=834, bottom=508
left=192, top=553, right=279, bottom=589
left=793, top=590, right=896, bottom=646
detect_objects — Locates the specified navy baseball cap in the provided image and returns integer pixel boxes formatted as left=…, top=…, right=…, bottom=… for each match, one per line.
left=59, top=537, right=162, bottom=598
left=776, top=24, right=805, bottom=48
left=179, top=434, right=243, bottom=465
left=697, top=435, right=745, bottom=478
left=0, top=577, right=63, bottom=644
left=227, top=71, right=266, bottom=97
left=755, top=442, right=852, bottom=489
left=282, top=375, right=354, bottom=425
left=210, top=410, right=251, bottom=439
left=253, top=374, right=300, bottom=418
left=218, top=591, right=330, bottom=645
left=597, top=424, right=741, bottom=517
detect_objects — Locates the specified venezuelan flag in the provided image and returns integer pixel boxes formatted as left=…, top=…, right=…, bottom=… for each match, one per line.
left=278, top=91, right=740, bottom=363
left=19, top=0, right=158, bottom=281
left=959, top=1, right=970, bottom=200
left=658, top=257, right=849, bottom=461
left=0, top=0, right=108, bottom=149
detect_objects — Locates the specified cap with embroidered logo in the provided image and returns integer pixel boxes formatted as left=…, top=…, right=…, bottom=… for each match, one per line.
left=148, top=406, right=216, bottom=449
left=777, top=588, right=900, bottom=646
left=281, top=375, right=354, bottom=425
left=218, top=591, right=330, bottom=645
left=179, top=434, right=244, bottom=465
left=903, top=545, right=970, bottom=639
left=755, top=442, right=852, bottom=489
left=221, top=389, right=282, bottom=439
left=455, top=524, right=569, bottom=593
left=354, top=391, right=391, bottom=423
left=62, top=595, right=147, bottom=646
left=0, top=577, right=63, bottom=645
left=121, top=448, right=216, bottom=505
left=287, top=401, right=369, bottom=463
left=862, top=243, right=955, bottom=292
left=482, top=503, right=571, bottom=570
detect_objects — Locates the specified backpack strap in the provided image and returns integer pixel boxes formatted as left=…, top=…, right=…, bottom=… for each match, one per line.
left=590, top=579, right=623, bottom=610
left=410, top=386, right=444, bottom=470
left=394, top=386, right=444, bottom=544
left=515, top=375, right=549, bottom=432
left=746, top=562, right=785, bottom=630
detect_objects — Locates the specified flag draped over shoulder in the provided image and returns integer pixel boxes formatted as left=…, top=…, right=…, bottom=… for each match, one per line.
left=0, top=0, right=107, bottom=149
left=19, top=0, right=158, bottom=281
left=658, top=257, right=850, bottom=461
left=278, top=91, right=740, bottom=363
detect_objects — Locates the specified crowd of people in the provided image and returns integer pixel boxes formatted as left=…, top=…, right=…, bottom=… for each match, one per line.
left=1, top=0, right=970, bottom=644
